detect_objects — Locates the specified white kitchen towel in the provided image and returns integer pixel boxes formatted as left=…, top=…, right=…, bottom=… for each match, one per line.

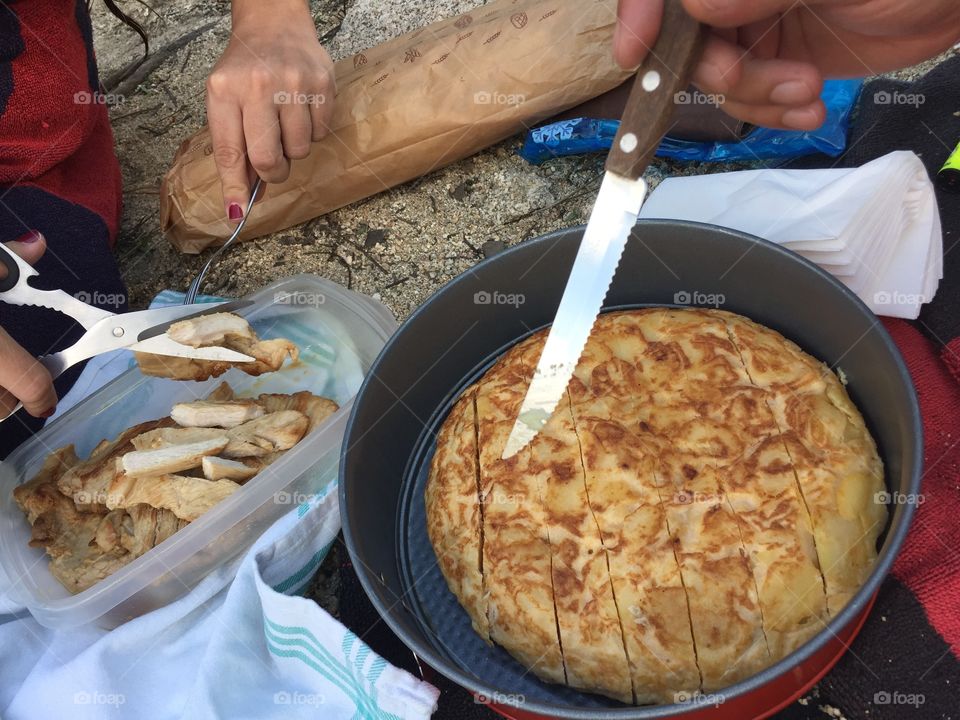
left=0, top=292, right=440, bottom=720
left=639, top=150, right=942, bottom=319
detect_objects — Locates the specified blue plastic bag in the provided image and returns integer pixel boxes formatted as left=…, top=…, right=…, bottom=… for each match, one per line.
left=519, top=79, right=862, bottom=164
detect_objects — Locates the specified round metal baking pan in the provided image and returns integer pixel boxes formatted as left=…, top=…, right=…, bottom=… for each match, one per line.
left=340, top=220, right=923, bottom=719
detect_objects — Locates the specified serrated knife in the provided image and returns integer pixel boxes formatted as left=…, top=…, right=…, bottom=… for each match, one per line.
left=502, top=2, right=704, bottom=458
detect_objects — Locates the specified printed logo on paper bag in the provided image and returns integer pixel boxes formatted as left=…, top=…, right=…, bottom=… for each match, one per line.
left=353, top=53, right=367, bottom=69
left=511, top=12, right=528, bottom=29
left=404, top=48, right=421, bottom=63
left=483, top=31, right=501, bottom=45
left=540, top=9, right=558, bottom=21
left=454, top=15, right=473, bottom=29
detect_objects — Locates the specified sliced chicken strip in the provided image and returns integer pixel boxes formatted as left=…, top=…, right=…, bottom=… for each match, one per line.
left=131, top=427, right=226, bottom=451
left=201, top=456, right=259, bottom=482
left=26, top=483, right=128, bottom=593
left=120, top=505, right=189, bottom=557
left=257, top=391, right=338, bottom=432
left=167, top=312, right=254, bottom=346
left=171, top=400, right=265, bottom=428
left=14, top=445, right=79, bottom=523
left=134, top=344, right=296, bottom=381
left=106, top=473, right=241, bottom=521
left=94, top=509, right=127, bottom=553
left=222, top=411, right=308, bottom=458
left=120, top=438, right=229, bottom=478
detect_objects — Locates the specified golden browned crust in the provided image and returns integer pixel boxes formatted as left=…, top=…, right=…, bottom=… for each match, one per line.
left=426, top=308, right=884, bottom=704
left=425, top=390, right=489, bottom=641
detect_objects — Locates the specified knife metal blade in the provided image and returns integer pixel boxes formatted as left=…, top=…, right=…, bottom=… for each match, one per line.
left=501, top=173, right=647, bottom=459
left=500, top=0, right=704, bottom=459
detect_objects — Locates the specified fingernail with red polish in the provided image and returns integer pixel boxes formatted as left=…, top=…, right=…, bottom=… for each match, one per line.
left=40, top=406, right=56, bottom=418
left=12, top=230, right=41, bottom=244
left=228, top=203, right=243, bottom=220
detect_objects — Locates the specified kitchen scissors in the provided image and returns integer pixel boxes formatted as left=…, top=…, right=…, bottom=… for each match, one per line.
left=0, top=243, right=253, bottom=421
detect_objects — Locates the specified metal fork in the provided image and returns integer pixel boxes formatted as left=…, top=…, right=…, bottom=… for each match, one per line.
left=184, top=177, right=263, bottom=305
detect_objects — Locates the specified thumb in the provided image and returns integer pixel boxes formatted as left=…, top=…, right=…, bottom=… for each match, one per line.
left=0, top=327, right=57, bottom=418
left=0, top=230, right=46, bottom=274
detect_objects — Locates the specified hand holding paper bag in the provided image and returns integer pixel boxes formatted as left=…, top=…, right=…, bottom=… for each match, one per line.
left=162, top=0, right=633, bottom=253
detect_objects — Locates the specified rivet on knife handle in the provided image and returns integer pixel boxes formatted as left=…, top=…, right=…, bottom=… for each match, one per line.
left=605, top=1, right=705, bottom=181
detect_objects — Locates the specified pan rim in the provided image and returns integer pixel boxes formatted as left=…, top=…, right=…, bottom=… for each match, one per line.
left=340, top=219, right=923, bottom=718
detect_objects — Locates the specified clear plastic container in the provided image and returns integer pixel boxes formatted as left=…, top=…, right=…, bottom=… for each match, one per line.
left=0, top=274, right=396, bottom=629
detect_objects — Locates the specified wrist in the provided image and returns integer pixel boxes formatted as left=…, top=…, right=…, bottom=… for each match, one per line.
left=231, top=0, right=312, bottom=34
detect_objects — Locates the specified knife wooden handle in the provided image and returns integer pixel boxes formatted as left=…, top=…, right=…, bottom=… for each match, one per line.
left=605, top=0, right=705, bottom=180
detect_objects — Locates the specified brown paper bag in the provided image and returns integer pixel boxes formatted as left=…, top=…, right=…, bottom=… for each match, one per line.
left=160, top=0, right=632, bottom=253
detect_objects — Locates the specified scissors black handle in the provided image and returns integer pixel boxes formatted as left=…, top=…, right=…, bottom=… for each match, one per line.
left=0, top=243, right=21, bottom=293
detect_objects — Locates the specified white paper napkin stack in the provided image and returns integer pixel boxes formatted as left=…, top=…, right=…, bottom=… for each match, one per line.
left=639, top=150, right=942, bottom=319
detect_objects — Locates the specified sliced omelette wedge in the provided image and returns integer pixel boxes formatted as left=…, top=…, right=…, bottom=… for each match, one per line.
left=722, top=313, right=886, bottom=615
left=474, top=337, right=567, bottom=686
left=424, top=390, right=489, bottom=641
